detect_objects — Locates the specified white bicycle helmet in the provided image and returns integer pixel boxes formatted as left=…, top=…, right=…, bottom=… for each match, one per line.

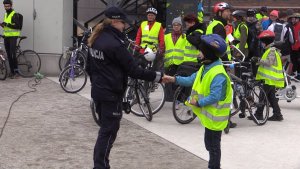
left=144, top=47, right=156, bottom=61
left=146, top=7, right=158, bottom=15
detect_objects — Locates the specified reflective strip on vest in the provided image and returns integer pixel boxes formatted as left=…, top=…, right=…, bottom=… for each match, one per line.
left=140, top=21, right=161, bottom=49
left=3, top=10, right=21, bottom=37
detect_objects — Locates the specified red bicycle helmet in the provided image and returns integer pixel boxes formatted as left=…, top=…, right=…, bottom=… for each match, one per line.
left=257, top=30, right=275, bottom=39
left=213, top=2, right=231, bottom=13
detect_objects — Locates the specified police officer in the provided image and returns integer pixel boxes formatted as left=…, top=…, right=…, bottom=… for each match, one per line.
left=1, top=0, right=21, bottom=78
left=86, top=6, right=163, bottom=169
left=163, top=34, right=233, bottom=169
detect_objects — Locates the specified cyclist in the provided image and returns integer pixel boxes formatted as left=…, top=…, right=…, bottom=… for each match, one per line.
left=250, top=30, right=284, bottom=121
left=86, top=6, right=164, bottom=169
left=1, top=0, right=21, bottom=79
left=135, top=7, right=164, bottom=55
left=164, top=16, right=186, bottom=101
left=290, top=13, right=300, bottom=79
left=262, top=10, right=279, bottom=30
left=232, top=10, right=248, bottom=59
left=206, top=2, right=232, bottom=61
left=163, top=34, right=232, bottom=169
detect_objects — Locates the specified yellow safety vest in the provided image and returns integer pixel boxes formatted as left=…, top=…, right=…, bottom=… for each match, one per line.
left=256, top=13, right=268, bottom=21
left=140, top=21, right=161, bottom=49
left=256, top=47, right=284, bottom=88
left=164, top=33, right=186, bottom=68
left=3, top=10, right=21, bottom=37
left=206, top=20, right=232, bottom=60
left=184, top=29, right=203, bottom=63
left=233, top=22, right=248, bottom=49
left=186, top=64, right=233, bottom=131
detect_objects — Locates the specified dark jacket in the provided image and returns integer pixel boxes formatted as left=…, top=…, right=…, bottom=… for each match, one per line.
left=86, top=25, right=161, bottom=101
left=186, top=22, right=206, bottom=50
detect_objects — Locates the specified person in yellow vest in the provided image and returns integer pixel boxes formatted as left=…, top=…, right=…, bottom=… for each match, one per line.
left=207, top=2, right=232, bottom=61
left=232, top=10, right=249, bottom=59
left=1, top=0, right=21, bottom=79
left=250, top=30, right=284, bottom=121
left=162, top=34, right=232, bottom=169
left=256, top=6, right=268, bottom=21
left=164, top=16, right=186, bottom=101
left=135, top=7, right=164, bottom=55
left=183, top=13, right=206, bottom=63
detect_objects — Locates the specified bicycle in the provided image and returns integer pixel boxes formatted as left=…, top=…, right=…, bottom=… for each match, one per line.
left=0, top=43, right=7, bottom=80
left=172, top=62, right=199, bottom=124
left=58, top=47, right=87, bottom=93
left=58, top=28, right=91, bottom=71
left=223, top=60, right=270, bottom=134
left=124, top=40, right=165, bottom=116
left=275, top=66, right=300, bottom=102
left=0, top=35, right=41, bottom=77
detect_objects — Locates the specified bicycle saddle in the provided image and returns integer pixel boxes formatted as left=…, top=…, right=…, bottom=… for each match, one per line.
left=19, top=36, right=27, bottom=40
left=242, top=72, right=252, bottom=77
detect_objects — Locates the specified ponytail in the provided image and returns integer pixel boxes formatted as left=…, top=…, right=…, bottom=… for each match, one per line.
left=88, top=18, right=112, bottom=47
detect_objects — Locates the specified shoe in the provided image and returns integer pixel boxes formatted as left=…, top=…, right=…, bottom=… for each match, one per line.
left=268, top=115, right=283, bottom=121
left=247, top=113, right=263, bottom=120
left=229, top=121, right=237, bottom=128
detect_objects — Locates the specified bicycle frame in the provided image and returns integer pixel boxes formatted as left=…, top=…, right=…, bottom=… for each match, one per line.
left=275, top=68, right=300, bottom=102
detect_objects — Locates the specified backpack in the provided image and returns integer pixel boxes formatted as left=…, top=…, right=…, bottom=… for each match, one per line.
left=14, top=12, right=23, bottom=30
left=273, top=23, right=286, bottom=47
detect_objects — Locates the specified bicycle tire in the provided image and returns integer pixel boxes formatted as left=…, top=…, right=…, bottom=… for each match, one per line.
left=0, top=59, right=7, bottom=80
left=17, top=50, right=41, bottom=77
left=59, top=65, right=87, bottom=93
left=136, top=85, right=153, bottom=121
left=75, top=50, right=87, bottom=69
left=90, top=99, right=101, bottom=127
left=172, top=86, right=196, bottom=124
left=144, top=82, right=165, bottom=114
left=247, top=83, right=269, bottom=125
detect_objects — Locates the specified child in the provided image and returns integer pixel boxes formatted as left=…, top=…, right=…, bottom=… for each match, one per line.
left=250, top=30, right=284, bottom=121
left=163, top=34, right=233, bottom=169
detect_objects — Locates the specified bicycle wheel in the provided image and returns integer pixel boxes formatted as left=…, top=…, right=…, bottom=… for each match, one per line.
left=59, top=51, right=71, bottom=71
left=145, top=81, right=165, bottom=114
left=59, top=65, right=87, bottom=93
left=136, top=85, right=153, bottom=121
left=172, top=86, right=196, bottom=124
left=247, top=83, right=269, bottom=125
left=76, top=50, right=87, bottom=69
left=90, top=99, right=101, bottom=127
left=0, top=59, right=7, bottom=80
left=17, top=50, right=41, bottom=77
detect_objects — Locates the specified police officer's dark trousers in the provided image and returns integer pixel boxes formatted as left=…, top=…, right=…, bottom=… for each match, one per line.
left=4, top=37, right=18, bottom=75
left=204, top=127, right=222, bottom=169
left=93, top=100, right=122, bottom=169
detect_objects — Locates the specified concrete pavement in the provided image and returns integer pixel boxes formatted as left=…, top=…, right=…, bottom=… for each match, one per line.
left=0, top=78, right=207, bottom=169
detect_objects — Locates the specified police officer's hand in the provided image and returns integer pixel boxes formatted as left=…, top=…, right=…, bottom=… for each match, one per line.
left=250, top=57, right=260, bottom=63
left=161, top=75, right=175, bottom=83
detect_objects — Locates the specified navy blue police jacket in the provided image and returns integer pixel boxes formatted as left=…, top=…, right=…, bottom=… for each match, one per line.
left=86, top=25, right=161, bottom=101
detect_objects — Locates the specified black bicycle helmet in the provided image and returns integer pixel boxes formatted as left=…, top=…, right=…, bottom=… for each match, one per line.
left=247, top=9, right=256, bottom=17
left=232, top=10, right=247, bottom=17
